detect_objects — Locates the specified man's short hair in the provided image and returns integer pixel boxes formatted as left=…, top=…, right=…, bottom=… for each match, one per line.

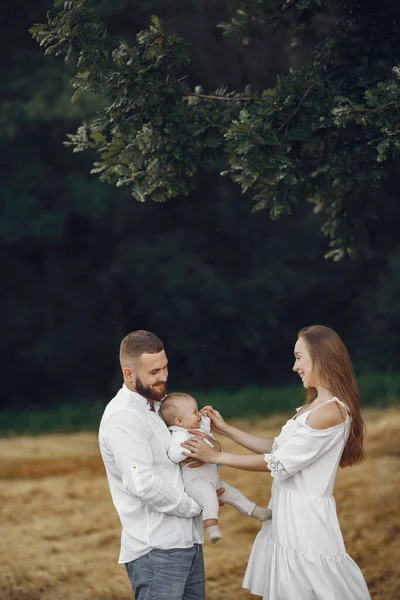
left=119, top=330, right=164, bottom=366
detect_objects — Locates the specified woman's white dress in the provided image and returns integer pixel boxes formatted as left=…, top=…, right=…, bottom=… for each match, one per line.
left=243, top=398, right=371, bottom=600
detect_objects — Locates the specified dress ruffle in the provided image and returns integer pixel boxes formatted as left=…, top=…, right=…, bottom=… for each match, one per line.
left=243, top=520, right=371, bottom=600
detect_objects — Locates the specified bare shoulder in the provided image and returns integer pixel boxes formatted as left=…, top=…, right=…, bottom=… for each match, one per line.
left=306, top=401, right=346, bottom=430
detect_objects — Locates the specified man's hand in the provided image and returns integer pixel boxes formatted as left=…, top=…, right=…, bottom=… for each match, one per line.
left=180, top=456, right=204, bottom=468
left=216, top=487, right=225, bottom=507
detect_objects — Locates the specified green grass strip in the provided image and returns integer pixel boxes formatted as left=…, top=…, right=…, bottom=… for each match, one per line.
left=1, top=373, right=399, bottom=437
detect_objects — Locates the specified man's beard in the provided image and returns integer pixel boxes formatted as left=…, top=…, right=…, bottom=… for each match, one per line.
left=135, top=376, right=167, bottom=403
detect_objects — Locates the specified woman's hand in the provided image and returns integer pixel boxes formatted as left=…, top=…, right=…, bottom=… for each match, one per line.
left=200, top=405, right=214, bottom=416
left=202, top=407, right=231, bottom=436
left=182, top=436, right=221, bottom=465
left=187, top=430, right=222, bottom=453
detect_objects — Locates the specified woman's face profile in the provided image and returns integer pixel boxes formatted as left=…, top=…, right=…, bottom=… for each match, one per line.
left=293, top=337, right=318, bottom=389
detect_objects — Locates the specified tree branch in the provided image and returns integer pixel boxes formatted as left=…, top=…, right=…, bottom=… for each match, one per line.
left=185, top=92, right=258, bottom=102
left=353, top=101, right=396, bottom=115
left=278, top=85, right=314, bottom=132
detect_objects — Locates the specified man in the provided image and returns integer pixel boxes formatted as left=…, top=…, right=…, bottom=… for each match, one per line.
left=99, top=330, right=216, bottom=600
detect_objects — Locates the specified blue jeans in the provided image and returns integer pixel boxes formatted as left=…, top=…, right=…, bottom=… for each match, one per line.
left=125, top=544, right=205, bottom=600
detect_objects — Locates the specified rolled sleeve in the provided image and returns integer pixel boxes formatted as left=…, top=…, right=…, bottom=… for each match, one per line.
left=107, top=411, right=200, bottom=517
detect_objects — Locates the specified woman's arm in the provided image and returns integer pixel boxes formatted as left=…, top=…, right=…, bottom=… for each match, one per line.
left=227, top=426, right=274, bottom=454
left=203, top=408, right=274, bottom=454
left=217, top=452, right=269, bottom=472
left=181, top=437, right=269, bottom=472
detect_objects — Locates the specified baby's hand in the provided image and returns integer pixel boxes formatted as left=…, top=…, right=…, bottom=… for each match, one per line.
left=200, top=405, right=214, bottom=415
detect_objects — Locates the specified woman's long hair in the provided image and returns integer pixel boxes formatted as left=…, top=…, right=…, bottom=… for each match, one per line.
left=298, top=325, right=365, bottom=467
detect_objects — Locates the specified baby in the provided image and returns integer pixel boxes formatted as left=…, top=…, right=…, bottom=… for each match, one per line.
left=160, top=392, right=271, bottom=544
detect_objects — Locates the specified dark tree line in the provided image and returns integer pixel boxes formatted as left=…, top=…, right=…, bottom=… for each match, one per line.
left=1, top=0, right=399, bottom=410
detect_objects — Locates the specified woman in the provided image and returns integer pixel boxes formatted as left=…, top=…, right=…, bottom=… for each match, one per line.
left=182, top=325, right=371, bottom=600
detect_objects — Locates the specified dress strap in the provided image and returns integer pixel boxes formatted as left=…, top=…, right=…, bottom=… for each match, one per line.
left=330, top=397, right=351, bottom=417
left=295, top=397, right=350, bottom=422
left=308, top=397, right=350, bottom=420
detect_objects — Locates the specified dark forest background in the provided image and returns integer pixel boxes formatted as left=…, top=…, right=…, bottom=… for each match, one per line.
left=2, top=0, right=400, bottom=416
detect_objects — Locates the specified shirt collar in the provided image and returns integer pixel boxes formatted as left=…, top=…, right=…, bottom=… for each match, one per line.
left=122, top=384, right=162, bottom=412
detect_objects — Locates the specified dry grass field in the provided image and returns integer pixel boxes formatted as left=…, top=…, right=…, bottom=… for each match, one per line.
left=1, top=408, right=399, bottom=600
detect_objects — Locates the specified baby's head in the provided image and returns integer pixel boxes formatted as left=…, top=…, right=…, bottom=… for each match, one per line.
left=160, top=392, right=202, bottom=429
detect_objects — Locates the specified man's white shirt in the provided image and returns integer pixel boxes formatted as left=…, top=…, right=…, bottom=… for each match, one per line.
left=98, top=384, right=203, bottom=563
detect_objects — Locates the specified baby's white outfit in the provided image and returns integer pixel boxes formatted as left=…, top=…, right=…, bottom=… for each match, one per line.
left=167, top=416, right=256, bottom=521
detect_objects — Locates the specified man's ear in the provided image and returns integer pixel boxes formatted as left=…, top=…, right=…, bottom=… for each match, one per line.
left=123, top=366, right=134, bottom=382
